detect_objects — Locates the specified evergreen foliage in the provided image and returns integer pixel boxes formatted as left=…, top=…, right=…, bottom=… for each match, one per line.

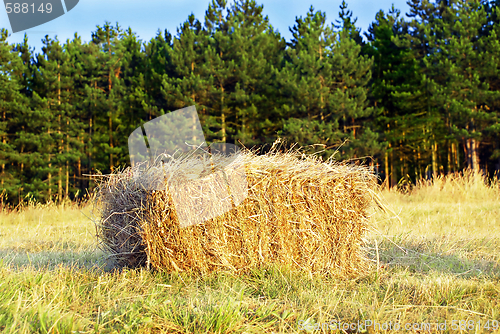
left=1, top=0, right=500, bottom=204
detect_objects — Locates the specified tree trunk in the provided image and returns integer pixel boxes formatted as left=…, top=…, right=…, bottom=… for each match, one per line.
left=384, top=150, right=390, bottom=190
left=432, top=139, right=438, bottom=179
left=464, top=140, right=470, bottom=169
left=496, top=136, right=500, bottom=179
left=1, top=110, right=5, bottom=188
left=446, top=142, right=453, bottom=174
left=58, top=164, right=62, bottom=200
left=20, top=143, right=24, bottom=174
left=319, top=45, right=325, bottom=122
left=219, top=47, right=226, bottom=145
left=465, top=138, right=479, bottom=172
left=108, top=32, right=114, bottom=172
left=450, top=142, right=457, bottom=173
left=417, top=147, right=422, bottom=180
left=390, top=145, right=397, bottom=188
left=57, top=70, right=62, bottom=201
left=221, top=112, right=226, bottom=143
left=45, top=99, right=52, bottom=201
left=400, top=150, right=404, bottom=182
left=109, top=114, right=113, bottom=171
left=192, top=112, right=198, bottom=144
left=48, top=147, right=51, bottom=199
left=453, top=142, right=459, bottom=171
left=88, top=81, right=95, bottom=190
left=77, top=137, right=81, bottom=198
left=471, top=137, right=480, bottom=173
left=65, top=90, right=69, bottom=199
left=221, top=84, right=226, bottom=144
left=191, top=87, right=197, bottom=143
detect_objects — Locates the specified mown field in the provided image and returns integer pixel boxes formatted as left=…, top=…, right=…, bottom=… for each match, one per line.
left=0, top=171, right=499, bottom=333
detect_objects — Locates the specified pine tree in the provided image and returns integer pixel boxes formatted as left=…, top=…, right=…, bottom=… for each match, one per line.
left=364, top=6, right=432, bottom=185
left=11, top=34, right=53, bottom=202
left=77, top=37, right=102, bottom=190
left=277, top=7, right=342, bottom=155
left=0, top=29, right=27, bottom=202
left=334, top=0, right=363, bottom=45
left=161, top=12, right=210, bottom=129
left=63, top=33, right=91, bottom=196
left=331, top=11, right=376, bottom=159
left=143, top=30, right=174, bottom=120
left=31, top=35, right=77, bottom=201
left=424, top=0, right=500, bottom=173
left=89, top=22, right=126, bottom=173
left=396, top=0, right=449, bottom=180
left=171, top=0, right=286, bottom=146
left=117, top=27, right=149, bottom=167
left=203, top=0, right=235, bottom=144
left=483, top=0, right=500, bottom=175
left=278, top=5, right=375, bottom=159
left=218, top=0, right=286, bottom=146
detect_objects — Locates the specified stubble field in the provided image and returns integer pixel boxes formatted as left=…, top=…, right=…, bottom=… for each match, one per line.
left=0, top=171, right=499, bottom=333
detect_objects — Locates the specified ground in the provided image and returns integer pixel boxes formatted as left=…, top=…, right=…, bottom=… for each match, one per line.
left=0, top=172, right=499, bottom=333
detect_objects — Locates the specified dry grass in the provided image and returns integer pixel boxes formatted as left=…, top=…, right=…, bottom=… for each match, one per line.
left=93, top=144, right=378, bottom=278
left=372, top=170, right=500, bottom=238
left=0, top=200, right=102, bottom=270
left=367, top=170, right=500, bottom=283
left=0, top=170, right=499, bottom=333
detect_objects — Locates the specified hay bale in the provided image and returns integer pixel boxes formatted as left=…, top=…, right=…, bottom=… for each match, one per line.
left=94, top=146, right=377, bottom=277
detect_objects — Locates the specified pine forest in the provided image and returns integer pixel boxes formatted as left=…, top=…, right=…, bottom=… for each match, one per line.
left=1, top=0, right=500, bottom=204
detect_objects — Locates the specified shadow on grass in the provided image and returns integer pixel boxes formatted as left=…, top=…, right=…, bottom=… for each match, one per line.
left=367, top=235, right=500, bottom=279
left=0, top=248, right=116, bottom=273
left=3, top=234, right=498, bottom=281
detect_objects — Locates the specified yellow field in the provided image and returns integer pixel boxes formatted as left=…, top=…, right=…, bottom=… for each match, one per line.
left=0, top=171, right=499, bottom=333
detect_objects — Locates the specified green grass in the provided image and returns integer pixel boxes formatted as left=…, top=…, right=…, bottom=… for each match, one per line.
left=0, top=173, right=499, bottom=333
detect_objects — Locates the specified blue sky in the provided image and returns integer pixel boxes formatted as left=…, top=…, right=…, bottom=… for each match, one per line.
left=0, top=0, right=410, bottom=54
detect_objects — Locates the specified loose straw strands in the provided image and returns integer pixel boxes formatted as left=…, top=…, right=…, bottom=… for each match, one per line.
left=93, top=145, right=377, bottom=278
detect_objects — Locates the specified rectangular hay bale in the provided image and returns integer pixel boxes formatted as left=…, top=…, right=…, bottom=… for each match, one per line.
left=94, top=149, right=377, bottom=278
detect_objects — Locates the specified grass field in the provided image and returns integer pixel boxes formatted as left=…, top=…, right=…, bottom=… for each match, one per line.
left=0, top=171, right=499, bottom=333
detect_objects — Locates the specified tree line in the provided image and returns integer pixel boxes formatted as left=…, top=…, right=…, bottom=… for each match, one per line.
left=1, top=0, right=499, bottom=204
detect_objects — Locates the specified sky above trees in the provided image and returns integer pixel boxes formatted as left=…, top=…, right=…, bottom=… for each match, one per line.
left=0, top=0, right=410, bottom=53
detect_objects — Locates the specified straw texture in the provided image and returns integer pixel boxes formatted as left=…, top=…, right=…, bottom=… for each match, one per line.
left=94, top=145, right=377, bottom=278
